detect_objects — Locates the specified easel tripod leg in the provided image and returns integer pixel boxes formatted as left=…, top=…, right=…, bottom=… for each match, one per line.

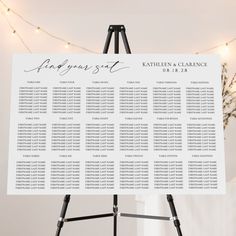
left=120, top=28, right=131, bottom=54
left=167, top=195, right=183, bottom=236
left=103, top=27, right=113, bottom=53
left=113, top=195, right=118, bottom=236
left=55, top=195, right=71, bottom=236
left=114, top=30, right=119, bottom=54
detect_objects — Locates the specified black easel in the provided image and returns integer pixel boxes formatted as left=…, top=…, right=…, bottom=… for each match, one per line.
left=55, top=25, right=183, bottom=236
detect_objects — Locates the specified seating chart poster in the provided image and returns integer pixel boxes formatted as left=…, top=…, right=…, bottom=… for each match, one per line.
left=8, top=54, right=225, bottom=194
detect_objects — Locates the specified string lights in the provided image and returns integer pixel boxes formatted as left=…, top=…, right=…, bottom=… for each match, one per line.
left=35, top=26, right=40, bottom=33
left=0, top=6, right=32, bottom=52
left=65, top=42, right=71, bottom=49
left=196, top=39, right=236, bottom=58
left=0, top=0, right=98, bottom=53
left=0, top=0, right=236, bottom=56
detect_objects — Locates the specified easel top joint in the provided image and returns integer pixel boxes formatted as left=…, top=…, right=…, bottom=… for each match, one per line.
left=109, top=25, right=126, bottom=32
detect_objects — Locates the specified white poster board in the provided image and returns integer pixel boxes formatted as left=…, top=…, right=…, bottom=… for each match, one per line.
left=8, top=54, right=225, bottom=194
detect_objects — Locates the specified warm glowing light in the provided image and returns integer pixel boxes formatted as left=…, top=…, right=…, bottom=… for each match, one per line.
left=219, top=43, right=230, bottom=57
left=65, top=42, right=70, bottom=49
left=6, top=8, right=10, bottom=15
left=35, top=26, right=40, bottom=33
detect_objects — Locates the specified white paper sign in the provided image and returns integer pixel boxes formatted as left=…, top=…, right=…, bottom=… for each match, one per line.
left=8, top=54, right=225, bottom=194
